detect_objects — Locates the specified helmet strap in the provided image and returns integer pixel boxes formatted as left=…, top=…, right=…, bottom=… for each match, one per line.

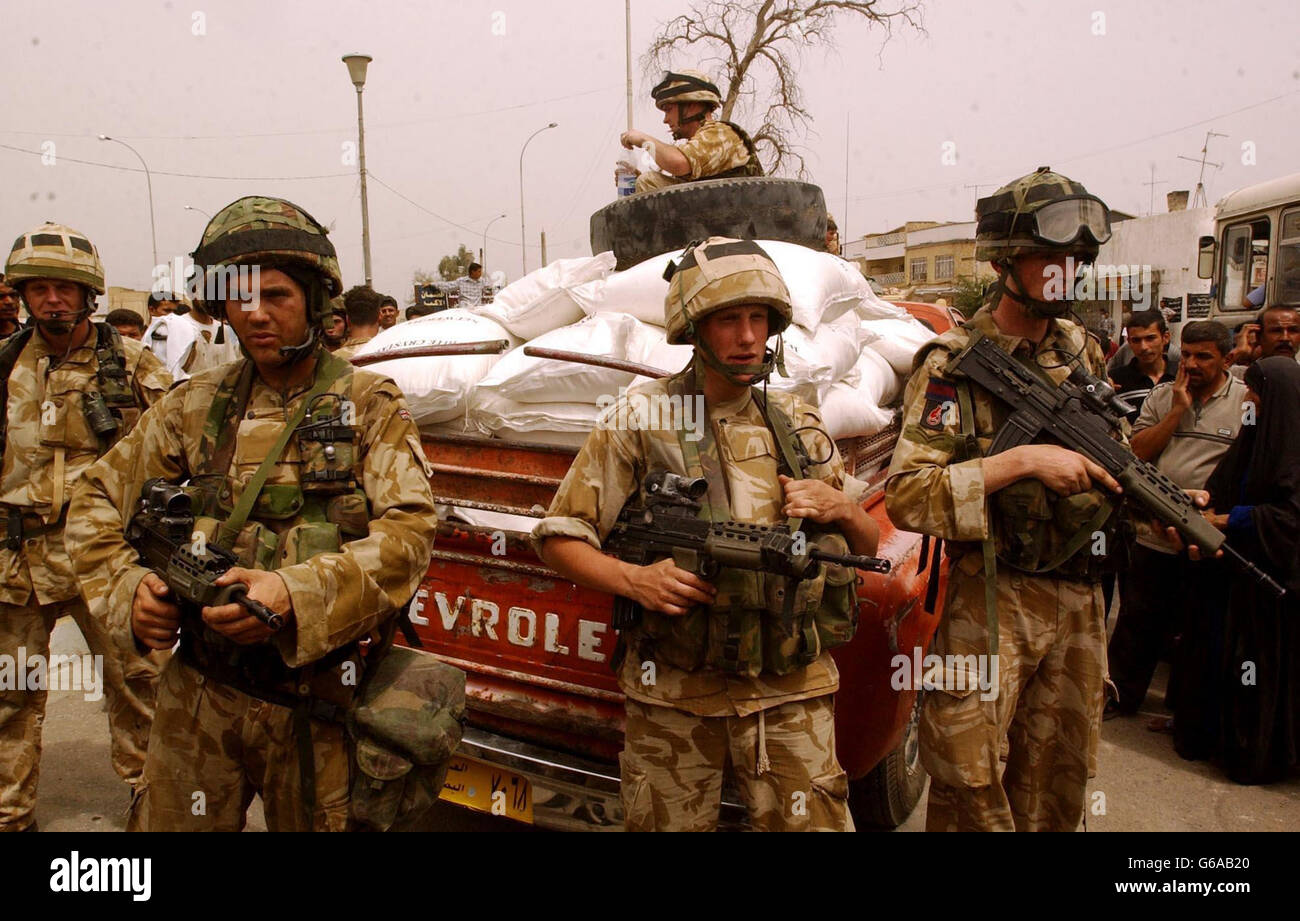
left=994, top=258, right=1072, bottom=319
left=689, top=324, right=781, bottom=388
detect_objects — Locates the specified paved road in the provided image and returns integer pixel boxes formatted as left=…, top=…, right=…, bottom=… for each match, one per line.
left=35, top=619, right=1300, bottom=833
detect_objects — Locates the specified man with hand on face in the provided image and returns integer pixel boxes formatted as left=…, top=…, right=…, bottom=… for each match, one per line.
left=887, top=168, right=1125, bottom=832
left=619, top=71, right=763, bottom=194
left=1107, top=321, right=1246, bottom=720
left=0, top=224, right=171, bottom=832
left=535, top=237, right=876, bottom=832
left=65, top=197, right=439, bottom=832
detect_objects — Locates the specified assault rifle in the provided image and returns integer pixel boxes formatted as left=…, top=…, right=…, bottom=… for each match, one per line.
left=604, top=470, right=891, bottom=629
left=946, top=335, right=1285, bottom=597
left=126, top=478, right=285, bottom=630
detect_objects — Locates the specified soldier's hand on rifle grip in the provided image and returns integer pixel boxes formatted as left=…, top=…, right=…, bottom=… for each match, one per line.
left=202, top=567, right=294, bottom=645
left=1162, top=489, right=1226, bottom=561
left=132, top=573, right=182, bottom=650
left=779, top=474, right=880, bottom=557
left=1009, top=444, right=1123, bottom=496
left=623, top=557, right=716, bottom=617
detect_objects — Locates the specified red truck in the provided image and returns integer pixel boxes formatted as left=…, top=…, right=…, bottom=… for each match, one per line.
left=407, top=296, right=957, bottom=831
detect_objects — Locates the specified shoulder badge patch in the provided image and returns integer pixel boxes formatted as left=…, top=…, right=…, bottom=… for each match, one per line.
left=921, top=378, right=957, bottom=431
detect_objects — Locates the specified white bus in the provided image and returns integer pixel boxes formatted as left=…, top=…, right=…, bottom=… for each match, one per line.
left=1198, top=171, right=1300, bottom=322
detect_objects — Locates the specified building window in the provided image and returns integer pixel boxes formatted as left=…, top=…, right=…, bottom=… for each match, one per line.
left=934, top=254, right=954, bottom=281
left=910, top=257, right=928, bottom=283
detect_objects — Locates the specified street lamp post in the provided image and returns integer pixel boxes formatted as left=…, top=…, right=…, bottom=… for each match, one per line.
left=481, top=213, right=507, bottom=276
left=98, top=134, right=158, bottom=270
left=342, top=53, right=374, bottom=287
left=519, top=122, right=557, bottom=276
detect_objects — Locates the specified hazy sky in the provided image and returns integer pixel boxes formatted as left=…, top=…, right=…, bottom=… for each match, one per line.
left=4, top=0, right=1298, bottom=300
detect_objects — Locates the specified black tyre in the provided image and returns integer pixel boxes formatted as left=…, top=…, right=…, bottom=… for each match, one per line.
left=590, top=177, right=828, bottom=270
left=849, top=688, right=928, bottom=829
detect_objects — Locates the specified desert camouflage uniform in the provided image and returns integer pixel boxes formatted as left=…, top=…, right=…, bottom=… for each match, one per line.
left=0, top=330, right=170, bottom=831
left=534, top=375, right=853, bottom=831
left=885, top=306, right=1115, bottom=832
left=635, top=121, right=757, bottom=193
left=65, top=350, right=439, bottom=831
left=333, top=335, right=373, bottom=363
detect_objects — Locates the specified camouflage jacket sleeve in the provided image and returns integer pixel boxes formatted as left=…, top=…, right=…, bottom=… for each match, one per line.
left=531, top=406, right=643, bottom=552
left=272, top=377, right=438, bottom=667
left=122, top=336, right=173, bottom=407
left=884, top=347, right=989, bottom=542
left=66, top=383, right=194, bottom=655
left=678, top=122, right=750, bottom=180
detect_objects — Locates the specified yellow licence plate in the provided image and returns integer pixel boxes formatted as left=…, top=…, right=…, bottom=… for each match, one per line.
left=440, top=756, right=534, bottom=824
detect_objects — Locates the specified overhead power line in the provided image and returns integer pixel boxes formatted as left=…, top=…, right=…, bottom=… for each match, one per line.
left=1, top=86, right=622, bottom=142
left=0, top=141, right=352, bottom=181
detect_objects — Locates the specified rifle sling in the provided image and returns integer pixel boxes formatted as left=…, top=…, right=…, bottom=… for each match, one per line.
left=216, top=353, right=348, bottom=547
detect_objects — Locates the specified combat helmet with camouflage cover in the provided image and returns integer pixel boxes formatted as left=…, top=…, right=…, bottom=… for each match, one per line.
left=651, top=70, right=723, bottom=111
left=6, top=222, right=106, bottom=333
left=975, top=166, right=1111, bottom=262
left=191, top=196, right=342, bottom=326
left=664, top=237, right=792, bottom=385
left=6, top=222, right=106, bottom=295
left=975, top=166, right=1112, bottom=318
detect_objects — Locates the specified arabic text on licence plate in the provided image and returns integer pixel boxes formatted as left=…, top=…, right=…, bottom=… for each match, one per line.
left=440, top=756, right=534, bottom=824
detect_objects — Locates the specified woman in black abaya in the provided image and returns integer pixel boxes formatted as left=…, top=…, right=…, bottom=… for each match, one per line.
left=1195, top=356, right=1300, bottom=784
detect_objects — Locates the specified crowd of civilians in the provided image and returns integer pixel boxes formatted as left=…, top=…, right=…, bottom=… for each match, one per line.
left=1102, top=304, right=1300, bottom=786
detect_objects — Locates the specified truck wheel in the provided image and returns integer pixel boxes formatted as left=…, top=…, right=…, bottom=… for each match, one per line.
left=849, top=689, right=927, bottom=829
left=590, top=178, right=828, bottom=270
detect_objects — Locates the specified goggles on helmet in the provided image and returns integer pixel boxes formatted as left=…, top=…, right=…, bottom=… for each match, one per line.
left=995, top=195, right=1112, bottom=249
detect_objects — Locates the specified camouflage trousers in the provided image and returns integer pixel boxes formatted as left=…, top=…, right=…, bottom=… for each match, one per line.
left=634, top=171, right=686, bottom=194
left=130, top=658, right=349, bottom=832
left=0, top=596, right=163, bottom=832
left=620, top=695, right=853, bottom=832
left=921, top=554, right=1108, bottom=832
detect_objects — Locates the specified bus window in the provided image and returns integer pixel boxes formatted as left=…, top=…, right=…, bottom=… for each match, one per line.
left=1279, top=209, right=1300, bottom=307
left=1222, top=219, right=1270, bottom=310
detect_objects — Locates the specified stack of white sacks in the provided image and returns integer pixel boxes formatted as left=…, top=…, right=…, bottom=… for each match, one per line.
left=352, top=243, right=937, bottom=448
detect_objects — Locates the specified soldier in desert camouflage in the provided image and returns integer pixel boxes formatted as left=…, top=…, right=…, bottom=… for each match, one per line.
left=0, top=224, right=171, bottom=832
left=535, top=237, right=878, bottom=831
left=620, top=70, right=763, bottom=194
left=885, top=167, right=1124, bottom=831
left=65, top=196, right=439, bottom=832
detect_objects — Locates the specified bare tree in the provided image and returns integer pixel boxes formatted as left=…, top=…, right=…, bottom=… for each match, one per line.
left=645, top=0, right=923, bottom=176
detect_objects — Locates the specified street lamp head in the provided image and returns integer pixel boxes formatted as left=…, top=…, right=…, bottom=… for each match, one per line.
left=97, top=134, right=111, bottom=141
left=342, top=53, right=373, bottom=89
left=547, top=122, right=557, bottom=129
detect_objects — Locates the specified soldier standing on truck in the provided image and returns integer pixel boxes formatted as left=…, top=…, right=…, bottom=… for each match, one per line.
left=65, top=196, right=440, bottom=831
left=620, top=70, right=763, bottom=195
left=0, top=223, right=172, bottom=832
left=886, top=168, right=1126, bottom=832
left=535, top=237, right=878, bottom=831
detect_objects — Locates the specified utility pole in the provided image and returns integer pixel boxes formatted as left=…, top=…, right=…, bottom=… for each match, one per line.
left=625, top=1, right=634, bottom=132
left=540, top=231, right=548, bottom=267
left=843, top=112, right=850, bottom=247
left=1178, top=130, right=1227, bottom=208
left=1142, top=163, right=1168, bottom=216
left=342, top=54, right=375, bottom=286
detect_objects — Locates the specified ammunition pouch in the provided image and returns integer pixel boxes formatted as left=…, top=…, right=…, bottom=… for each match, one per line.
left=346, top=645, right=466, bottom=832
left=991, top=479, right=1115, bottom=581
left=631, top=533, right=859, bottom=678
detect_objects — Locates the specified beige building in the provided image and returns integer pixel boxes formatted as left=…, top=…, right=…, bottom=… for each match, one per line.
left=844, top=220, right=993, bottom=302
left=103, top=286, right=151, bottom=322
